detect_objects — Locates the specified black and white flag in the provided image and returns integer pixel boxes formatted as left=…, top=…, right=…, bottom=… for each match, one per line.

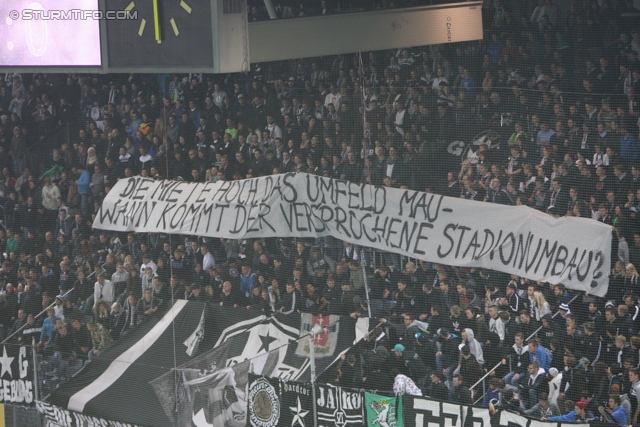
left=0, top=344, right=34, bottom=405
left=316, top=384, right=363, bottom=427
left=246, top=373, right=281, bottom=427
left=280, top=380, right=312, bottom=427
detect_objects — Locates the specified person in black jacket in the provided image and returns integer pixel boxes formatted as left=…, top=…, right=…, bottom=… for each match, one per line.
left=52, top=323, right=80, bottom=376
left=120, top=294, right=138, bottom=336
left=8, top=308, right=27, bottom=342
left=451, top=374, right=472, bottom=404
left=560, top=357, right=593, bottom=402
left=151, top=276, right=171, bottom=309
left=520, top=361, right=548, bottom=409
left=218, top=281, right=248, bottom=308
left=70, top=318, right=91, bottom=362
left=502, top=332, right=530, bottom=386
left=457, top=346, right=483, bottom=390
left=388, top=343, right=428, bottom=387
left=22, top=278, right=40, bottom=318
left=278, top=282, right=302, bottom=315
left=581, top=322, right=603, bottom=365
left=539, top=314, right=563, bottom=348
left=249, top=286, right=272, bottom=315
left=546, top=178, right=570, bottom=216
left=436, top=328, right=462, bottom=384
left=429, top=372, right=450, bottom=402
left=109, top=302, right=126, bottom=340
left=136, top=288, right=162, bottom=322
left=517, top=310, right=540, bottom=345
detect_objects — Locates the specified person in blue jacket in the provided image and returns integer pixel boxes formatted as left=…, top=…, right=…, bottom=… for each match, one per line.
left=603, top=395, right=628, bottom=426
left=547, top=401, right=588, bottom=422
left=74, top=166, right=91, bottom=219
left=620, top=125, right=638, bottom=164
left=528, top=340, right=551, bottom=372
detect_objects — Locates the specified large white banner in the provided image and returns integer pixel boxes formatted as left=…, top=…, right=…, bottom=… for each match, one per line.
left=93, top=173, right=612, bottom=296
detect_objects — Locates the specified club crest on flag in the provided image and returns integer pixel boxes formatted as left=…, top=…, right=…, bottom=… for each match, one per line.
left=365, top=392, right=403, bottom=427
left=296, top=313, right=340, bottom=358
left=247, top=376, right=280, bottom=427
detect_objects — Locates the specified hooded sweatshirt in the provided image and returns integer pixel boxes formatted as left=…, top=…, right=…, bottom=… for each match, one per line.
left=548, top=371, right=563, bottom=407
left=462, top=328, right=485, bottom=365
left=524, top=401, right=561, bottom=419
left=529, top=366, right=546, bottom=387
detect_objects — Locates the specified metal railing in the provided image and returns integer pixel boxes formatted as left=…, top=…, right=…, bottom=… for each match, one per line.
left=468, top=360, right=502, bottom=401
left=1, top=287, right=75, bottom=345
left=525, top=292, right=582, bottom=342
left=469, top=291, right=583, bottom=402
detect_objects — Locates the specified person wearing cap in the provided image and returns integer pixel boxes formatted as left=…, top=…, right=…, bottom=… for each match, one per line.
left=388, top=342, right=427, bottom=387
left=539, top=314, right=562, bottom=348
left=435, top=327, right=461, bottom=385
left=139, top=253, right=157, bottom=276
left=488, top=388, right=521, bottom=415
left=558, top=302, right=571, bottom=319
left=560, top=357, right=593, bottom=403
left=53, top=294, right=66, bottom=323
left=547, top=400, right=588, bottom=422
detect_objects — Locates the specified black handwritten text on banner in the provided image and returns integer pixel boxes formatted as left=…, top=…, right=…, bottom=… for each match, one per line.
left=93, top=173, right=612, bottom=296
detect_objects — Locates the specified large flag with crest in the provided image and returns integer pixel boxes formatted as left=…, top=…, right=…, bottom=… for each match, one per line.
left=39, top=302, right=357, bottom=427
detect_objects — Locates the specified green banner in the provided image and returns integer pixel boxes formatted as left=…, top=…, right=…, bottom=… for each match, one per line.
left=365, top=392, right=403, bottom=427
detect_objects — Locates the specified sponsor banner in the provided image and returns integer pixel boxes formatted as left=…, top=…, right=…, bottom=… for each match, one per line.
left=0, top=345, right=34, bottom=406
left=95, top=174, right=612, bottom=296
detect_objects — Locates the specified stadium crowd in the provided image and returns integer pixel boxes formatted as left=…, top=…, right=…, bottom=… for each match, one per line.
left=0, top=0, right=639, bottom=423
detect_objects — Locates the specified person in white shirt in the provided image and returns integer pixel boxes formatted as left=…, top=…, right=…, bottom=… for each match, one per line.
left=94, top=273, right=114, bottom=307
left=547, top=367, right=563, bottom=408
left=324, top=85, right=341, bottom=110
left=139, top=254, right=157, bottom=275
left=201, top=244, right=216, bottom=271
left=265, top=115, right=282, bottom=139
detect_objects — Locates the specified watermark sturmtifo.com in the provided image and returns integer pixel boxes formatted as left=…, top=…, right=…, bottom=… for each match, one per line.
left=9, top=9, right=138, bottom=20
